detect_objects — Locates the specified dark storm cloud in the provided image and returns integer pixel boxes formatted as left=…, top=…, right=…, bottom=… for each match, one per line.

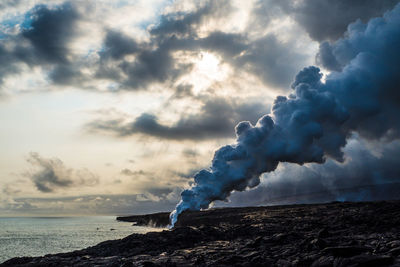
left=100, top=30, right=139, bottom=60
left=0, top=0, right=312, bottom=92
left=22, top=3, right=80, bottom=64
left=96, top=0, right=309, bottom=90
left=120, top=43, right=185, bottom=89
left=87, top=98, right=269, bottom=140
left=170, top=84, right=194, bottom=99
left=98, top=31, right=246, bottom=90
left=103, top=31, right=304, bottom=90
left=2, top=0, right=396, bottom=92
left=96, top=0, right=235, bottom=90
left=98, top=35, right=186, bottom=89
left=315, top=42, right=341, bottom=71
left=291, top=0, right=400, bottom=41
left=236, top=34, right=307, bottom=89
left=95, top=0, right=398, bottom=91
left=201, top=31, right=247, bottom=56
left=254, top=0, right=400, bottom=42
left=120, top=32, right=248, bottom=89
left=2, top=1, right=233, bottom=91
left=21, top=3, right=87, bottom=86
left=49, top=63, right=84, bottom=85
left=98, top=28, right=306, bottom=90
left=26, top=152, right=99, bottom=193
left=0, top=43, right=21, bottom=85
left=0, top=2, right=84, bottom=89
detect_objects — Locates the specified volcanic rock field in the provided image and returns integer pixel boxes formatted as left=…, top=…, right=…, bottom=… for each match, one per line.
left=2, top=201, right=400, bottom=266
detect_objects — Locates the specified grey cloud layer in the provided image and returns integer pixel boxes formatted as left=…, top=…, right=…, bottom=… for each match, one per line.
left=22, top=3, right=79, bottom=64
left=1, top=189, right=182, bottom=216
left=98, top=22, right=307, bottom=90
left=150, top=0, right=232, bottom=38
left=26, top=152, right=99, bottom=193
left=96, top=0, right=239, bottom=89
left=0, top=0, right=303, bottom=92
left=254, top=0, right=400, bottom=42
left=0, top=3, right=83, bottom=87
left=1, top=0, right=398, bottom=92
left=87, top=98, right=269, bottom=140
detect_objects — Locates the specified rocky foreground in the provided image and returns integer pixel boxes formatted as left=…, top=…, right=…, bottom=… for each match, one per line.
left=2, top=201, right=400, bottom=266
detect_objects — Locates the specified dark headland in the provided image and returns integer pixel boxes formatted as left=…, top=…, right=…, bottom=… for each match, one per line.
left=2, top=201, right=400, bottom=266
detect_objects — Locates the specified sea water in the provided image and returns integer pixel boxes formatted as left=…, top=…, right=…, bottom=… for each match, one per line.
left=0, top=216, right=164, bottom=263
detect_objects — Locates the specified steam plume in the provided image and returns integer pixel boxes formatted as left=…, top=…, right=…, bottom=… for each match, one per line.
left=170, top=4, right=400, bottom=226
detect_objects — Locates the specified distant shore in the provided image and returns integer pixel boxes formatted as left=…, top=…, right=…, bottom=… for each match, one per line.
left=116, top=211, right=170, bottom=227
left=2, top=201, right=400, bottom=266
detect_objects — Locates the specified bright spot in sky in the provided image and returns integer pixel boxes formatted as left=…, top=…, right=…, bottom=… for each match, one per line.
left=187, top=51, right=230, bottom=94
left=196, top=52, right=220, bottom=74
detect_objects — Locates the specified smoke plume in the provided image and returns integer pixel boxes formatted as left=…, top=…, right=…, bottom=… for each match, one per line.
left=170, top=4, right=400, bottom=226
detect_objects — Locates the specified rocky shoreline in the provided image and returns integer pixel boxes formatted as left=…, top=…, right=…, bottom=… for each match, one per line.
left=116, top=212, right=170, bottom=228
left=2, top=201, right=400, bottom=266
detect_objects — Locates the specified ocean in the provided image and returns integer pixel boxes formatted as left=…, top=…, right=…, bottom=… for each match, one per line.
left=0, top=216, right=164, bottom=263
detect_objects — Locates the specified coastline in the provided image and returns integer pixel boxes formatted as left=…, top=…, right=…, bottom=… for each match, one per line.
left=2, top=201, right=400, bottom=266
left=0, top=216, right=156, bottom=264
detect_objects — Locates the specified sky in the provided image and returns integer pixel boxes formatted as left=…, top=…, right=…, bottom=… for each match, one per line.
left=0, top=0, right=399, bottom=216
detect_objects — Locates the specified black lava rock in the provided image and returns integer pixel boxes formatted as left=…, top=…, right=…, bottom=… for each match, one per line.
left=2, top=201, right=400, bottom=266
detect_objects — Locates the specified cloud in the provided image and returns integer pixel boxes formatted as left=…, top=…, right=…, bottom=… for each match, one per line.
left=0, top=0, right=315, bottom=93
left=0, top=189, right=183, bottom=216
left=0, top=2, right=85, bottom=91
left=25, top=152, right=99, bottom=193
left=254, top=0, right=400, bottom=42
left=99, top=30, right=139, bottom=60
left=86, top=98, right=269, bottom=140
left=1, top=0, right=395, bottom=94
left=95, top=0, right=312, bottom=91
left=149, top=0, right=232, bottom=38
left=170, top=83, right=194, bottom=99
left=98, top=26, right=308, bottom=92
left=315, top=42, right=341, bottom=71
left=235, top=34, right=308, bottom=89
left=96, top=0, right=235, bottom=90
left=97, top=31, right=246, bottom=90
left=120, top=43, right=184, bottom=89
left=295, top=0, right=399, bottom=41
left=182, top=148, right=199, bottom=158
left=120, top=168, right=147, bottom=176
left=0, top=43, right=21, bottom=85
left=22, top=3, right=80, bottom=64
left=0, top=0, right=23, bottom=9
